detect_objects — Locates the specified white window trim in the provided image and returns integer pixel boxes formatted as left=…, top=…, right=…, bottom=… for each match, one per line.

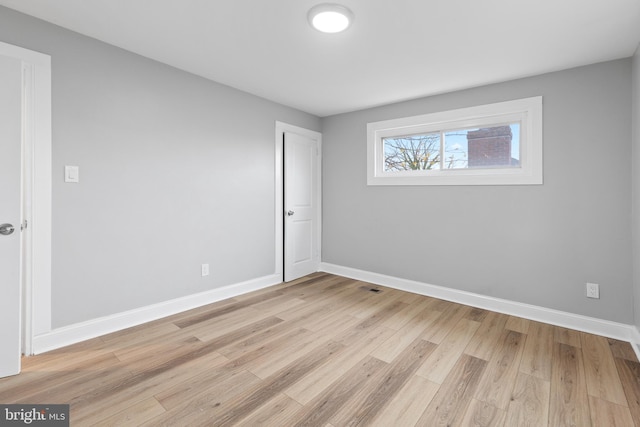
left=367, top=96, right=543, bottom=186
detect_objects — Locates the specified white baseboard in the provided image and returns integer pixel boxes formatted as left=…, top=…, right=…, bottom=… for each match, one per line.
left=31, top=274, right=281, bottom=355
left=31, top=266, right=640, bottom=363
left=631, top=328, right=640, bottom=362
left=320, top=263, right=640, bottom=360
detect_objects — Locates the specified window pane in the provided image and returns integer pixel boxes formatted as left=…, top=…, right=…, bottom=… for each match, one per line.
left=444, top=124, right=520, bottom=169
left=367, top=97, right=542, bottom=185
left=442, top=129, right=468, bottom=169
left=383, top=132, right=441, bottom=172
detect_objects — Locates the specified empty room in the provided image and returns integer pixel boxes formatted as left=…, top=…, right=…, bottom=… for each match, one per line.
left=1, top=0, right=640, bottom=425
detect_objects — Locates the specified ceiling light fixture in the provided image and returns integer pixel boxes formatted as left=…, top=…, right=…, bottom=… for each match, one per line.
left=308, top=3, right=354, bottom=33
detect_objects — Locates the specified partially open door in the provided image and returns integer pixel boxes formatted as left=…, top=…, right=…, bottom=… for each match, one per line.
left=0, top=54, right=23, bottom=378
left=284, top=130, right=320, bottom=282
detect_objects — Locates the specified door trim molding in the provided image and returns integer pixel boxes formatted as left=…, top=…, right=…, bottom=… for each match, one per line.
left=0, top=42, right=52, bottom=356
left=275, top=121, right=322, bottom=282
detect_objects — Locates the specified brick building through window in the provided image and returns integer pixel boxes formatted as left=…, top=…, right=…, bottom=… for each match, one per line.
left=467, top=126, right=519, bottom=168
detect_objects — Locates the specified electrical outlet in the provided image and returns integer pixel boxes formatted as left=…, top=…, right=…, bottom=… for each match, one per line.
left=201, top=264, right=210, bottom=277
left=586, top=282, right=599, bottom=299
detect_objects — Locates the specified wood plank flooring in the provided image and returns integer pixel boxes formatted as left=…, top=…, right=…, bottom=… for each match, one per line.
left=1, top=272, right=639, bottom=426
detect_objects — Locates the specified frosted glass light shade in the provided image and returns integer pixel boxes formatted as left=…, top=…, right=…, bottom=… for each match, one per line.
left=308, top=4, right=354, bottom=33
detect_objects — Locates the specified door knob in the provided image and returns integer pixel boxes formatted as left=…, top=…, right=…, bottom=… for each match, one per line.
left=0, top=223, right=15, bottom=236
left=287, top=210, right=295, bottom=216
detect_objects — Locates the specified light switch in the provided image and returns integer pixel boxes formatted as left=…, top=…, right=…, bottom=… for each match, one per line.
left=65, top=166, right=79, bottom=183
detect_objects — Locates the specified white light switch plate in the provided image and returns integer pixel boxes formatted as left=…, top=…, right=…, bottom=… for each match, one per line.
left=65, top=166, right=79, bottom=183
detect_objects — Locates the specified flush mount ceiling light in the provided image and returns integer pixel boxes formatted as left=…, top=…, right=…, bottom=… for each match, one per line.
left=308, top=3, right=354, bottom=33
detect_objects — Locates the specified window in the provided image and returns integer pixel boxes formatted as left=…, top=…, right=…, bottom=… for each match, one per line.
left=367, top=97, right=542, bottom=185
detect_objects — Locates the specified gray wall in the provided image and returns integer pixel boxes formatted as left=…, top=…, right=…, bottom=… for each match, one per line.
left=633, top=45, right=640, bottom=330
left=1, top=5, right=635, bottom=329
left=0, top=6, right=320, bottom=328
left=322, top=59, right=634, bottom=324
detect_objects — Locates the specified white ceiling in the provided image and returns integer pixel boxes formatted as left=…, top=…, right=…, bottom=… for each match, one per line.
left=1, top=0, right=639, bottom=117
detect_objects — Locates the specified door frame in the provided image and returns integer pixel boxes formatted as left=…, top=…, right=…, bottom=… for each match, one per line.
left=274, top=121, right=322, bottom=282
left=0, top=41, right=52, bottom=356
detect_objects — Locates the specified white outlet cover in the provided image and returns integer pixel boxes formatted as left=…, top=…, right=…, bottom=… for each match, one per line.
left=586, top=282, right=599, bottom=299
left=201, top=264, right=210, bottom=277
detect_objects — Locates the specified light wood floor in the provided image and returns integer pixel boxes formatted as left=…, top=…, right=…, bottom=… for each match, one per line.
left=2, top=273, right=640, bottom=426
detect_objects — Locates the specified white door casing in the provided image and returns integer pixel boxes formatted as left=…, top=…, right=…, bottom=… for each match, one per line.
left=0, top=54, right=23, bottom=378
left=275, top=122, right=321, bottom=283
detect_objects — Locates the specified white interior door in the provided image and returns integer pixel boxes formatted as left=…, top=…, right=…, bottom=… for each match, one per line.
left=0, top=54, right=23, bottom=378
left=284, top=131, right=320, bottom=281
